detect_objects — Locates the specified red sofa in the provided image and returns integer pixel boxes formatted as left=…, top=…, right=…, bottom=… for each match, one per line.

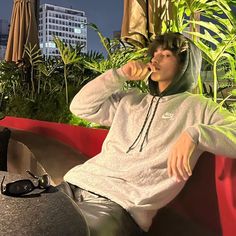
left=1, top=116, right=235, bottom=236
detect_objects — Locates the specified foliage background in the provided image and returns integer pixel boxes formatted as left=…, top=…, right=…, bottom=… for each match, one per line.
left=1, top=0, right=236, bottom=126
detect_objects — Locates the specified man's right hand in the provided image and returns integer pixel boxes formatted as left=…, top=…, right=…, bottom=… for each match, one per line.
left=120, top=61, right=151, bottom=81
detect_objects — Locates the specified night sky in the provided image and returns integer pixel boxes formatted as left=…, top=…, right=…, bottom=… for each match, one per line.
left=0, top=0, right=124, bottom=54
left=1, top=1, right=236, bottom=55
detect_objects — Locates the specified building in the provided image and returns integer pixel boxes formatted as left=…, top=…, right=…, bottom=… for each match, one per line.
left=0, top=19, right=9, bottom=60
left=39, top=4, right=87, bottom=57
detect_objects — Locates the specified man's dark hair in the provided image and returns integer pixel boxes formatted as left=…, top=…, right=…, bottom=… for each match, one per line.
left=147, top=32, right=189, bottom=64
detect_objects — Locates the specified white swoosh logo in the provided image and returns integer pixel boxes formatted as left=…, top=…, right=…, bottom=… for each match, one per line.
left=162, top=112, right=174, bottom=120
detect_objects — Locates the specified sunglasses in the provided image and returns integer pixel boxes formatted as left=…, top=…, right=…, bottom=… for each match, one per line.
left=1, top=170, right=51, bottom=197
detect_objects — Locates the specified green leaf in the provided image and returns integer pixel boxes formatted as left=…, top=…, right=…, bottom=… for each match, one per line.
left=185, top=8, right=192, bottom=17
left=186, top=30, right=219, bottom=46
left=220, top=53, right=236, bottom=79
left=188, top=20, right=226, bottom=40
left=231, top=89, right=236, bottom=96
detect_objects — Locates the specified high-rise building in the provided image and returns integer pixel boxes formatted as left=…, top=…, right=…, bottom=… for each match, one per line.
left=0, top=19, right=9, bottom=60
left=39, top=4, right=87, bottom=57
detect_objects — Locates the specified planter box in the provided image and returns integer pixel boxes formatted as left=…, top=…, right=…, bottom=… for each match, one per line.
left=0, top=116, right=108, bottom=158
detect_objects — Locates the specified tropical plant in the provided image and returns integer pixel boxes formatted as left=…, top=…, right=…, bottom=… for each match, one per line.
left=53, top=36, right=83, bottom=104
left=165, top=0, right=236, bottom=102
left=37, top=57, right=62, bottom=94
left=82, top=23, right=149, bottom=93
left=2, top=1, right=236, bottom=125
left=24, top=43, right=43, bottom=99
left=188, top=19, right=236, bottom=101
left=169, top=0, right=236, bottom=33
left=0, top=61, right=22, bottom=113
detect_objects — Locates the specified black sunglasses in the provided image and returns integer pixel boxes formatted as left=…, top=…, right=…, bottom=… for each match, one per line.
left=1, top=170, right=51, bottom=197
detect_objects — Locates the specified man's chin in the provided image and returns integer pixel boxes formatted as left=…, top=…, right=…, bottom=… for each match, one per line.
left=150, top=73, right=161, bottom=82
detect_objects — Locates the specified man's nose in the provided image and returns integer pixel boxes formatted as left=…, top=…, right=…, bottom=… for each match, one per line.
left=153, top=53, right=163, bottom=62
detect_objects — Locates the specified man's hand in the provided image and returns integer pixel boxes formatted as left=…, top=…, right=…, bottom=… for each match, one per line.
left=120, top=61, right=151, bottom=81
left=167, top=131, right=197, bottom=182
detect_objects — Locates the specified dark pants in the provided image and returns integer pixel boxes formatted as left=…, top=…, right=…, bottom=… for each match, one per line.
left=57, top=181, right=144, bottom=236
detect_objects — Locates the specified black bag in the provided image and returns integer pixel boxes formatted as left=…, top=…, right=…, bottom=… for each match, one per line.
left=0, top=128, right=11, bottom=171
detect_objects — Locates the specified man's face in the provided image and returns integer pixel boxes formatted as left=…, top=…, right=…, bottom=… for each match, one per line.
left=150, top=46, right=181, bottom=83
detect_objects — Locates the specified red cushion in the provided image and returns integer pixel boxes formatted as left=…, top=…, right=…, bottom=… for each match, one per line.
left=0, top=116, right=108, bottom=158
left=215, top=156, right=236, bottom=236
left=161, top=152, right=221, bottom=234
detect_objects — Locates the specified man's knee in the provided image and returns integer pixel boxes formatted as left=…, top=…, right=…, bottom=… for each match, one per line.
left=78, top=201, right=142, bottom=236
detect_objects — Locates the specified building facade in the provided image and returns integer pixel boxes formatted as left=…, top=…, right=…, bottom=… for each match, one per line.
left=39, top=4, right=87, bottom=57
left=0, top=19, right=9, bottom=60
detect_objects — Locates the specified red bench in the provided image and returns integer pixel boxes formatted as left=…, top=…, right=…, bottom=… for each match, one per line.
left=1, top=116, right=235, bottom=236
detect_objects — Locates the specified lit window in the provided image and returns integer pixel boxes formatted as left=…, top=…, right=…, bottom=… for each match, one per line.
left=74, top=28, right=81, bottom=34
left=45, top=42, right=56, bottom=48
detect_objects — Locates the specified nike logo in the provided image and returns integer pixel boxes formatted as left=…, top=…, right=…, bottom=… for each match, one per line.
left=162, top=112, right=174, bottom=120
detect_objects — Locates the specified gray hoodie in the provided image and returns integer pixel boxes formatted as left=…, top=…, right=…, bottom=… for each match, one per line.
left=64, top=38, right=236, bottom=232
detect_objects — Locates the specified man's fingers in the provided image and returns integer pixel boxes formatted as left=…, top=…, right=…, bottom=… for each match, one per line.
left=167, top=131, right=197, bottom=182
left=168, top=151, right=190, bottom=182
left=147, top=63, right=157, bottom=72
left=127, top=61, right=149, bottom=80
left=135, top=63, right=150, bottom=79
left=183, top=153, right=192, bottom=176
left=130, top=62, right=138, bottom=77
left=183, top=142, right=196, bottom=176
left=170, top=153, right=182, bottom=182
left=176, top=154, right=188, bottom=181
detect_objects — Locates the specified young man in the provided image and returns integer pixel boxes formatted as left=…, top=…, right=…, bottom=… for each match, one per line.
left=61, top=33, right=236, bottom=235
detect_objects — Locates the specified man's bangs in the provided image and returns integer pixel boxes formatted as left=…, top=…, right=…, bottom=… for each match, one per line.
left=147, top=32, right=189, bottom=63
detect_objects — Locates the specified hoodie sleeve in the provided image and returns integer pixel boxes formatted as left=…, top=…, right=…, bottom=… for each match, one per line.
left=70, top=68, right=128, bottom=126
left=186, top=99, right=236, bottom=159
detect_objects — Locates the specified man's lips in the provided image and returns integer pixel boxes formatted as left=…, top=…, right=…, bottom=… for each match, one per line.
left=150, top=61, right=161, bottom=71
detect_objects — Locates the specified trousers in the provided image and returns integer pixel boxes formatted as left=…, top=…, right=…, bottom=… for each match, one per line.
left=57, top=181, right=144, bottom=236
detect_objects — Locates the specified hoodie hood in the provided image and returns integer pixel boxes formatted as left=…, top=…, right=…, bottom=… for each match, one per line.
left=148, top=34, right=202, bottom=97
left=127, top=33, right=202, bottom=153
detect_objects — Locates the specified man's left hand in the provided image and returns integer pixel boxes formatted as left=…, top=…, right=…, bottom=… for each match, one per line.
left=167, top=131, right=197, bottom=182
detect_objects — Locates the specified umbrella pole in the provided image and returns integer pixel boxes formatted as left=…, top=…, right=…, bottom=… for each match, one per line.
left=146, top=0, right=150, bottom=42
left=35, top=0, right=40, bottom=26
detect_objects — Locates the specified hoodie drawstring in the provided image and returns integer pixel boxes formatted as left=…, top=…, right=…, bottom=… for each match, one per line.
left=139, top=96, right=161, bottom=152
left=126, top=96, right=162, bottom=153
